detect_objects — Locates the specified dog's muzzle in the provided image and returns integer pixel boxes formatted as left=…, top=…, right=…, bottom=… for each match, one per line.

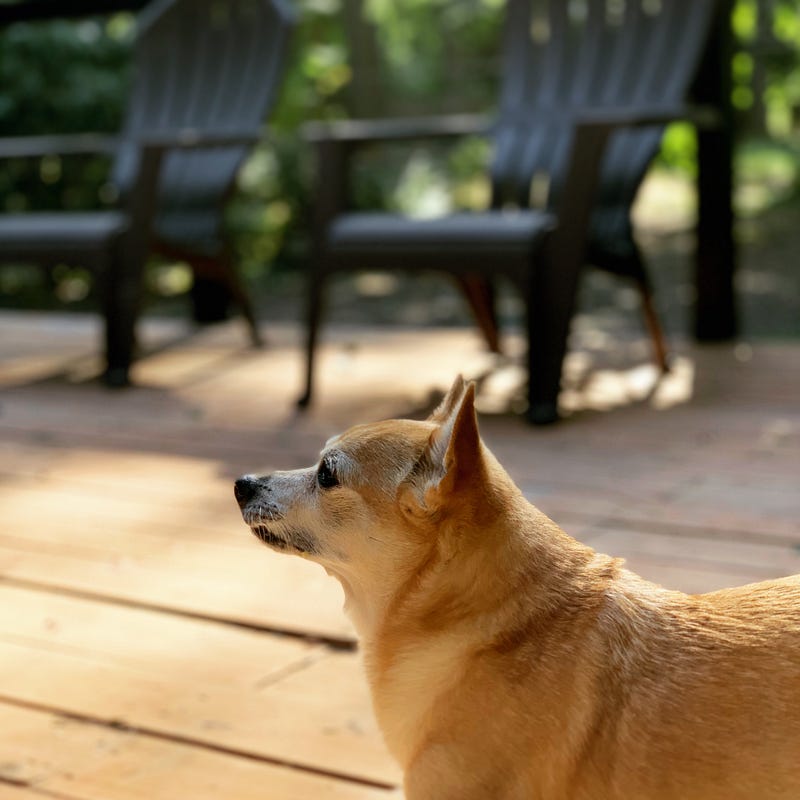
left=234, top=474, right=313, bottom=554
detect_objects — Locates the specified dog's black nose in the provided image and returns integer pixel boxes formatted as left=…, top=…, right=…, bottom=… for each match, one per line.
left=234, top=475, right=261, bottom=508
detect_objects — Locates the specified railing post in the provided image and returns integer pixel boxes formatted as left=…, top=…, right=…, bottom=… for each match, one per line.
left=693, top=0, right=738, bottom=341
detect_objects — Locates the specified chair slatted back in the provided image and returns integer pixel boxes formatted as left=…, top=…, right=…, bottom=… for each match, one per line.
left=112, top=0, right=294, bottom=234
left=491, top=0, right=716, bottom=215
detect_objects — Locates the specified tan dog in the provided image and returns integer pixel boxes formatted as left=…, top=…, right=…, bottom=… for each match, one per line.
left=234, top=377, right=800, bottom=799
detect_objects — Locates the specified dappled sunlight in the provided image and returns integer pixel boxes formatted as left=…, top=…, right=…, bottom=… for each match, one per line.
left=560, top=353, right=695, bottom=416
left=632, top=169, right=696, bottom=233
left=651, top=358, right=696, bottom=410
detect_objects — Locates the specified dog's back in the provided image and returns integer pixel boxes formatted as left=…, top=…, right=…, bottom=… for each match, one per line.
left=563, top=572, right=800, bottom=800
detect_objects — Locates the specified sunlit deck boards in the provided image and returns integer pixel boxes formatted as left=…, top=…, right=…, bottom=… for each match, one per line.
left=1, top=310, right=798, bottom=798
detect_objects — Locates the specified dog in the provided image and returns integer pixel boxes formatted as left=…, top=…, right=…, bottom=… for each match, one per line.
left=234, top=376, right=800, bottom=799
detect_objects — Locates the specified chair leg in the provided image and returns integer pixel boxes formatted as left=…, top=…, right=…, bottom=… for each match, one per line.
left=525, top=300, right=561, bottom=426
left=191, top=275, right=232, bottom=324
left=525, top=242, right=585, bottom=425
left=613, top=242, right=670, bottom=373
left=102, top=244, right=145, bottom=387
left=297, top=268, right=326, bottom=408
left=635, top=276, right=670, bottom=373
left=594, top=241, right=671, bottom=374
left=454, top=274, right=502, bottom=354
left=216, top=251, right=263, bottom=348
left=186, top=251, right=263, bottom=347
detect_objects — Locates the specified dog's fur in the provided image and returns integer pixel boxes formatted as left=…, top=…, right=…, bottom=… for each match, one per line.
left=235, top=377, right=800, bottom=799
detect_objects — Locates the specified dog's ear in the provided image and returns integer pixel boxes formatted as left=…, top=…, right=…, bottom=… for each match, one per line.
left=427, top=375, right=467, bottom=424
left=399, top=380, right=482, bottom=518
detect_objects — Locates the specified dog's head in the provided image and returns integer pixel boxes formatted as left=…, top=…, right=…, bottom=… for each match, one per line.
left=234, top=377, right=506, bottom=623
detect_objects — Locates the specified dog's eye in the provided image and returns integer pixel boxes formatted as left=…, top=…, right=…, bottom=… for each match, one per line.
left=317, top=460, right=339, bottom=489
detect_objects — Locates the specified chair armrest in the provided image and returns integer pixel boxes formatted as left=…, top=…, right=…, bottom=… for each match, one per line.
left=0, top=128, right=264, bottom=161
left=0, top=133, right=119, bottom=159
left=304, top=113, right=493, bottom=145
left=306, top=104, right=717, bottom=146
left=138, top=128, right=264, bottom=152
left=573, top=103, right=723, bottom=131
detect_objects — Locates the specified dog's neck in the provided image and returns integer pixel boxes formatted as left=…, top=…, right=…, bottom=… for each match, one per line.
left=334, top=484, right=607, bottom=649
left=342, top=491, right=615, bottom=767
left=324, top=563, right=393, bottom=638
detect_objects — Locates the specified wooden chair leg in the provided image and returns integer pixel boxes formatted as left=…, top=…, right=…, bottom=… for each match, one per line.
left=217, top=251, right=263, bottom=347
left=596, top=241, right=670, bottom=374
left=297, top=268, right=326, bottom=408
left=525, top=242, right=585, bottom=425
left=635, top=276, right=670, bottom=373
left=525, top=295, right=562, bottom=425
left=190, top=275, right=232, bottom=324
left=103, top=243, right=146, bottom=387
left=189, top=251, right=263, bottom=347
left=454, top=274, right=502, bottom=354
left=614, top=243, right=670, bottom=373
left=156, top=240, right=263, bottom=347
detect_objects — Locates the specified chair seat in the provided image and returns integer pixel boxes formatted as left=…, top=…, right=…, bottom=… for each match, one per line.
left=153, top=209, right=223, bottom=258
left=327, top=210, right=555, bottom=265
left=0, top=211, right=127, bottom=265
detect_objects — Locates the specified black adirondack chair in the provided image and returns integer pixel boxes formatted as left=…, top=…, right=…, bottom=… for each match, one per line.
left=0, top=0, right=295, bottom=386
left=300, top=0, right=736, bottom=423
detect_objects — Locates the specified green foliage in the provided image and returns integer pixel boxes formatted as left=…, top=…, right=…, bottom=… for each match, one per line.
left=0, top=17, right=133, bottom=137
left=732, top=0, right=758, bottom=41
left=0, top=16, right=134, bottom=309
left=362, top=0, right=502, bottom=104
left=658, top=123, right=699, bottom=177
left=737, top=135, right=800, bottom=214
left=729, top=0, right=800, bottom=135
left=0, top=16, right=133, bottom=216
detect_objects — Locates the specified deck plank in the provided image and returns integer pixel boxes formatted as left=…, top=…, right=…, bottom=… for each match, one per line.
left=583, top=526, right=800, bottom=579
left=0, top=703, right=394, bottom=800
left=0, top=585, right=399, bottom=787
left=1, top=312, right=799, bottom=800
left=0, top=532, right=352, bottom=641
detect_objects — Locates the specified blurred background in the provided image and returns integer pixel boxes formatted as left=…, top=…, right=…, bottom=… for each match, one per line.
left=0, top=0, right=798, bottom=340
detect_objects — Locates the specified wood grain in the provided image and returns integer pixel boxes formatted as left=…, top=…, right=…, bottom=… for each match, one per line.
left=0, top=703, right=395, bottom=799
left=0, top=585, right=398, bottom=787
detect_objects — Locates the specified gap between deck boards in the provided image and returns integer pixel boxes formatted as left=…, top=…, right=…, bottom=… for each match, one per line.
left=0, top=575, right=356, bottom=650
left=0, top=702, right=397, bottom=800
left=0, top=695, right=396, bottom=792
left=0, top=779, right=83, bottom=800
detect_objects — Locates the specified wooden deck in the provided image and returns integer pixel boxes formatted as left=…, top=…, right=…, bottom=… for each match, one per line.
left=1, top=309, right=798, bottom=799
